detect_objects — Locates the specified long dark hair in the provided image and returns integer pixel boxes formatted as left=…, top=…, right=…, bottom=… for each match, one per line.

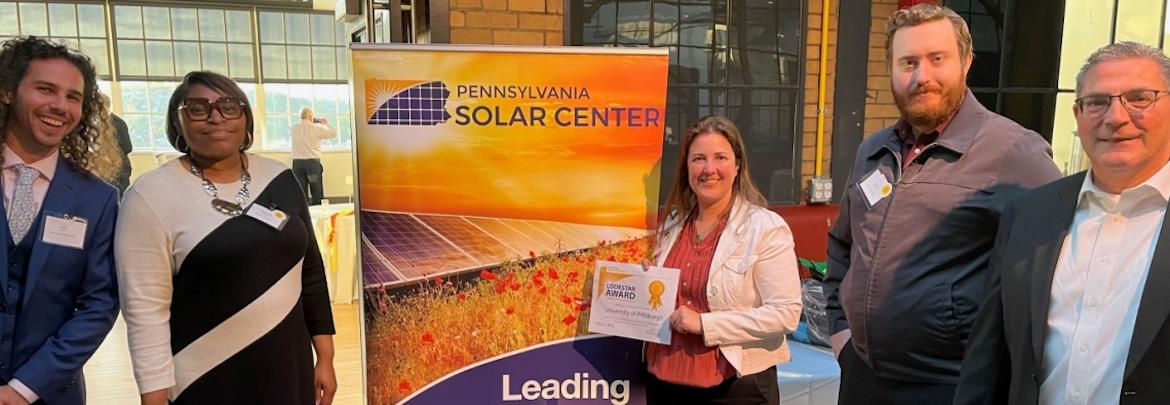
left=165, top=70, right=255, bottom=153
left=0, top=36, right=106, bottom=172
left=661, top=115, right=767, bottom=228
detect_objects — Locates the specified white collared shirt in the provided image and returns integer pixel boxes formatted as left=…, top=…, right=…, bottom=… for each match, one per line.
left=289, top=121, right=337, bottom=159
left=1039, top=160, right=1170, bottom=405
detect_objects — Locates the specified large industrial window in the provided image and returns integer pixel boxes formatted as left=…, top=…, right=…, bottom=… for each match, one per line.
left=0, top=1, right=356, bottom=151
left=0, top=1, right=110, bottom=76
left=262, top=83, right=353, bottom=149
left=113, top=5, right=256, bottom=81
left=945, top=0, right=1063, bottom=149
left=258, top=11, right=350, bottom=82
left=570, top=0, right=806, bottom=205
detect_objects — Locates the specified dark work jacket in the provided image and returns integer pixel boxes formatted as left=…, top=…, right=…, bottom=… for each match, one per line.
left=824, top=90, right=1063, bottom=383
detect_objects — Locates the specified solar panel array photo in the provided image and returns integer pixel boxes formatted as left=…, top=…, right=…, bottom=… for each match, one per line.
left=360, top=210, right=647, bottom=286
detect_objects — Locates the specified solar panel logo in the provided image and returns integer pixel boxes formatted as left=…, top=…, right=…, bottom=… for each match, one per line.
left=365, top=79, right=452, bottom=126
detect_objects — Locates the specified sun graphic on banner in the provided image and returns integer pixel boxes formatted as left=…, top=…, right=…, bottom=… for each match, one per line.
left=364, top=79, right=410, bottom=120
left=360, top=78, right=458, bottom=154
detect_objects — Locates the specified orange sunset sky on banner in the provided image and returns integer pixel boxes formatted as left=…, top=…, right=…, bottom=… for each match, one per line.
left=352, top=47, right=669, bottom=229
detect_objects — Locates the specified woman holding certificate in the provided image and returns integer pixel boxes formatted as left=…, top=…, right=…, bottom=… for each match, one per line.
left=644, top=115, right=802, bottom=404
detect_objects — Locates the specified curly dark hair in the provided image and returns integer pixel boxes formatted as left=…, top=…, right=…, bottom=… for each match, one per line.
left=0, top=36, right=106, bottom=172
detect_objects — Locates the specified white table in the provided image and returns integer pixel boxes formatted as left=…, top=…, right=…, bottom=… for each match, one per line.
left=308, top=203, right=357, bottom=304
left=777, top=342, right=841, bottom=405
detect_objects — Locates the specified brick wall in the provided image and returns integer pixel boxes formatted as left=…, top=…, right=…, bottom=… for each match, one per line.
left=800, top=0, right=904, bottom=199
left=800, top=0, right=839, bottom=191
left=449, top=0, right=564, bottom=46
left=864, top=0, right=901, bottom=135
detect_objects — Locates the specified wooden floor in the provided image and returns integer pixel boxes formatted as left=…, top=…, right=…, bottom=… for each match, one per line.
left=84, top=303, right=365, bottom=404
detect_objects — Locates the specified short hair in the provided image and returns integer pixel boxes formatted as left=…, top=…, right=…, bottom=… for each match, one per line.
left=885, top=4, right=973, bottom=63
left=661, top=115, right=767, bottom=227
left=300, top=107, right=314, bottom=120
left=165, top=71, right=255, bottom=152
left=0, top=36, right=105, bottom=171
left=1075, top=41, right=1170, bottom=94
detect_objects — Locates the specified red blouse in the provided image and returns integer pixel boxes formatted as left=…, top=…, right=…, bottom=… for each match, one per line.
left=645, top=216, right=736, bottom=387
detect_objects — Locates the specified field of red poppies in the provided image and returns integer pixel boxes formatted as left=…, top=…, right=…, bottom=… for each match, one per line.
left=363, top=238, right=651, bottom=404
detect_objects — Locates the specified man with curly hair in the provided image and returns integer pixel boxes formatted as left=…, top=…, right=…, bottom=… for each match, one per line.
left=0, top=36, right=119, bottom=405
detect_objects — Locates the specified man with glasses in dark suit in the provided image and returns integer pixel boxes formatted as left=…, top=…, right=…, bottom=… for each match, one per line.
left=956, top=41, right=1170, bottom=405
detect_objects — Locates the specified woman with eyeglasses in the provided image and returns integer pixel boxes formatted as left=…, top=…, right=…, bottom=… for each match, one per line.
left=114, top=71, right=337, bottom=405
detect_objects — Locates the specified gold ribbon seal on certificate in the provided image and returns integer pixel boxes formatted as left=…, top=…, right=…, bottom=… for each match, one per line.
left=648, top=280, right=665, bottom=310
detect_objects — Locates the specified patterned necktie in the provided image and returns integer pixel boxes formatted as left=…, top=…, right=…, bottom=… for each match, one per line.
left=8, top=165, right=39, bottom=242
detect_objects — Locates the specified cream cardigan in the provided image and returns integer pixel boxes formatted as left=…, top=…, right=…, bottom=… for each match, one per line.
left=653, top=198, right=803, bottom=377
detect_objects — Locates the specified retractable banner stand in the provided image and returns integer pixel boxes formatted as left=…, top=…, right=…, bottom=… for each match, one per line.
left=352, top=44, right=669, bottom=405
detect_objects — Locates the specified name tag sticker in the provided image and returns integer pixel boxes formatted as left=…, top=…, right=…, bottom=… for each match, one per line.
left=246, top=203, right=289, bottom=231
left=859, top=169, right=893, bottom=207
left=43, top=214, right=87, bottom=249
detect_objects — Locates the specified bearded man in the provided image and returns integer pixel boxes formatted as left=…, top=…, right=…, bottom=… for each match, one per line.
left=822, top=4, right=1063, bottom=405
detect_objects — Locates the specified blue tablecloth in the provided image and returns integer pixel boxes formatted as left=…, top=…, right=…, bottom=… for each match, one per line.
left=777, top=342, right=840, bottom=405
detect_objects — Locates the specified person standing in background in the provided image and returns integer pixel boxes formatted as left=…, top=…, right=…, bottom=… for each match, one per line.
left=99, top=93, right=132, bottom=195
left=110, top=113, right=131, bottom=195
left=290, top=107, right=336, bottom=206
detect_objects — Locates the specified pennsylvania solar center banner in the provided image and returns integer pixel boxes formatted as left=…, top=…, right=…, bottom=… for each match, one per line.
left=351, top=44, right=669, bottom=405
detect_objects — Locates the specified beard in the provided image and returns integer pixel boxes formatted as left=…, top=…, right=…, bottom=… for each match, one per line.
left=894, top=80, right=967, bottom=130
left=6, top=95, right=78, bottom=142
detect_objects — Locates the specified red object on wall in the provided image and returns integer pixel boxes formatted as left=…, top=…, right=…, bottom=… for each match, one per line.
left=768, top=203, right=838, bottom=263
left=657, top=203, right=838, bottom=277
left=899, top=0, right=940, bottom=8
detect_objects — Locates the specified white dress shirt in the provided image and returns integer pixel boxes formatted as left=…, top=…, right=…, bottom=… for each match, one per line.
left=289, top=120, right=337, bottom=159
left=1039, top=160, right=1170, bottom=405
left=0, top=146, right=58, bottom=404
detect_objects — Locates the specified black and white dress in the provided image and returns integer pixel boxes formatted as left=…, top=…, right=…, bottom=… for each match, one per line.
left=115, top=154, right=335, bottom=404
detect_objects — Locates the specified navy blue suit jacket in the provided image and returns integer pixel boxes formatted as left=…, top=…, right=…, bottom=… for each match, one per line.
left=0, top=157, right=119, bottom=404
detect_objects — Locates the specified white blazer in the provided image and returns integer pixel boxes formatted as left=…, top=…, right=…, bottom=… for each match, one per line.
left=653, top=197, right=803, bottom=377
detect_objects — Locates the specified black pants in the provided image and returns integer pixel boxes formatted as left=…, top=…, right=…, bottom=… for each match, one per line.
left=837, top=341, right=957, bottom=405
left=644, top=366, right=779, bottom=405
left=292, top=158, right=324, bottom=206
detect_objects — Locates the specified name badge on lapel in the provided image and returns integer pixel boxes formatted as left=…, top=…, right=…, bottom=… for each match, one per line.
left=43, top=214, right=87, bottom=249
left=246, top=203, right=289, bottom=231
left=859, top=169, right=893, bottom=208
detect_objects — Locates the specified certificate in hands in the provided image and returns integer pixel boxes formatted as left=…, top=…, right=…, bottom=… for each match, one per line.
left=587, top=260, right=680, bottom=344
